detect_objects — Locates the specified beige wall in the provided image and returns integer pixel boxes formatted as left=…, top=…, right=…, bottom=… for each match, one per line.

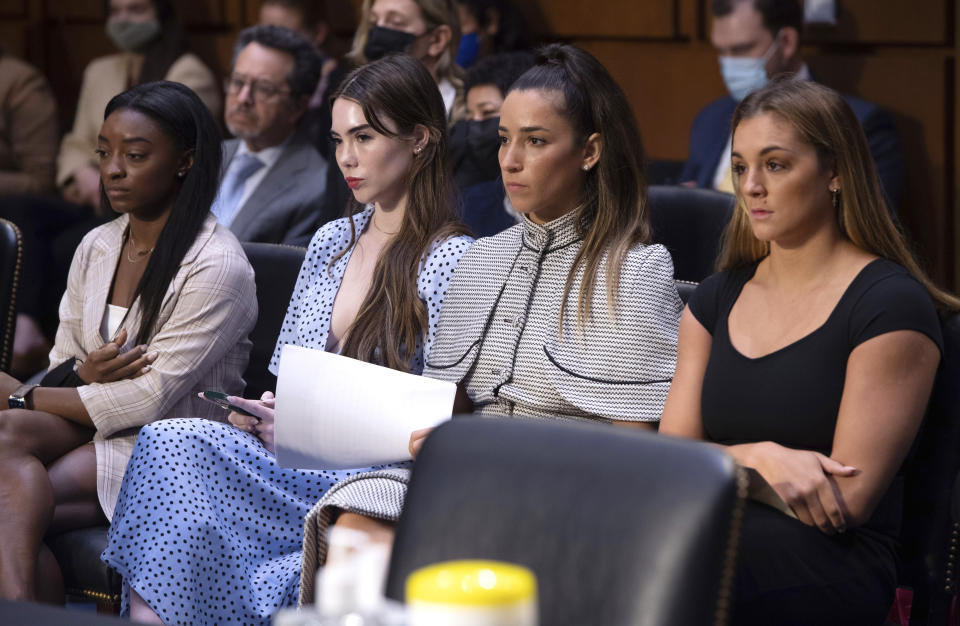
left=2, top=0, right=955, bottom=288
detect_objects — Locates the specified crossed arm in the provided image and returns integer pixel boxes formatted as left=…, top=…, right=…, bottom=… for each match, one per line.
left=660, top=307, right=940, bottom=533
left=0, top=328, right=156, bottom=426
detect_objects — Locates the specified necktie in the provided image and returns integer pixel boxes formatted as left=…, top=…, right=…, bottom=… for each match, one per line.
left=213, top=153, right=264, bottom=226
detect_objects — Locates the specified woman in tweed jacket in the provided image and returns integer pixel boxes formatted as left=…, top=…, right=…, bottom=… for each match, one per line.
left=300, top=43, right=683, bottom=594
left=0, top=82, right=256, bottom=601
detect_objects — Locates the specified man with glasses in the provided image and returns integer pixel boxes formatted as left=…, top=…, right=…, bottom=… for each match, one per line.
left=215, top=24, right=334, bottom=246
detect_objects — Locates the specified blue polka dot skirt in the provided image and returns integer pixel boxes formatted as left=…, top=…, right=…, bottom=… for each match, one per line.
left=102, top=418, right=374, bottom=625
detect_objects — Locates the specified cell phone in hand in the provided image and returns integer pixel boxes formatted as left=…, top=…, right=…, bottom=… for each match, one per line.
left=199, top=390, right=260, bottom=419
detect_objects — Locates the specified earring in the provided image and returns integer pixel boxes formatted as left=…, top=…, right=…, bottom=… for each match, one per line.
left=177, top=170, right=187, bottom=179
left=582, top=164, right=590, bottom=171
left=414, top=146, right=423, bottom=155
left=830, top=187, right=841, bottom=209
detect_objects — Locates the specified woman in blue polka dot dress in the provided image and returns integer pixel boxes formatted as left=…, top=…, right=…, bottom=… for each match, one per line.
left=101, top=55, right=473, bottom=625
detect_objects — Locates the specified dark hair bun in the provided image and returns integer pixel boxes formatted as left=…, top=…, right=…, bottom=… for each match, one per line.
left=535, top=43, right=569, bottom=67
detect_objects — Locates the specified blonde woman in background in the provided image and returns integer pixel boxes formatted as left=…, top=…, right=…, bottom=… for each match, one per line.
left=349, top=0, right=464, bottom=121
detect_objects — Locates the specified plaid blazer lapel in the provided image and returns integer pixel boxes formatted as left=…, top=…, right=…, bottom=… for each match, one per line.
left=83, top=222, right=124, bottom=351
left=80, top=215, right=147, bottom=353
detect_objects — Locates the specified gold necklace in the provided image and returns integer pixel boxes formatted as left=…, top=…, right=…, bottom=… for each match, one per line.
left=371, top=214, right=400, bottom=236
left=126, top=231, right=155, bottom=263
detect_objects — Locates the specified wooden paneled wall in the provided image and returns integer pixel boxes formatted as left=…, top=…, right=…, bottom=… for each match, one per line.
left=520, top=0, right=957, bottom=291
left=1, top=0, right=956, bottom=289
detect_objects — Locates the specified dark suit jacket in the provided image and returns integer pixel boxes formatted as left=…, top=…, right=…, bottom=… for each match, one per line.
left=680, top=91, right=903, bottom=209
left=460, top=179, right=519, bottom=239
left=222, top=137, right=334, bottom=247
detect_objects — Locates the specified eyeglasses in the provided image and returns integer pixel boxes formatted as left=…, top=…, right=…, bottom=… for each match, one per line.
left=224, top=75, right=290, bottom=101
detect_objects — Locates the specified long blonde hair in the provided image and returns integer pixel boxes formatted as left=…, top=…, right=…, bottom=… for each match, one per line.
left=348, top=0, right=463, bottom=92
left=719, top=79, right=960, bottom=311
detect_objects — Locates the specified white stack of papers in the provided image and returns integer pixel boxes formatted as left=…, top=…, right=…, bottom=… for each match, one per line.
left=274, top=345, right=457, bottom=470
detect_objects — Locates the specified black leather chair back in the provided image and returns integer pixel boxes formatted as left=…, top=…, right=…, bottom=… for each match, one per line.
left=646, top=159, right=687, bottom=186
left=899, top=311, right=960, bottom=625
left=387, top=418, right=744, bottom=626
left=675, top=279, right=698, bottom=304
left=649, top=185, right=735, bottom=283
left=240, top=242, right=306, bottom=399
left=0, top=218, right=22, bottom=372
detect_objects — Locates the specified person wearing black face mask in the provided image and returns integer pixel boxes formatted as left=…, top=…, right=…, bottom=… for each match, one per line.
left=363, top=25, right=424, bottom=61
left=349, top=0, right=464, bottom=120
left=455, top=52, right=533, bottom=237
left=450, top=116, right=501, bottom=189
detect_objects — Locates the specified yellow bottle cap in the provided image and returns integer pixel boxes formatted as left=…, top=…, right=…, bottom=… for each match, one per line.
left=406, top=560, right=537, bottom=607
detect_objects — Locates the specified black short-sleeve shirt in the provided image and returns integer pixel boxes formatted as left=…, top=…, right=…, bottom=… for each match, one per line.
left=689, top=258, right=942, bottom=455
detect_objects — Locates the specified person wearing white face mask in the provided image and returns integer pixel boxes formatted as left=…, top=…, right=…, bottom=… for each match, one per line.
left=680, top=0, right=903, bottom=211
left=58, top=0, right=222, bottom=213
left=0, top=0, right=223, bottom=379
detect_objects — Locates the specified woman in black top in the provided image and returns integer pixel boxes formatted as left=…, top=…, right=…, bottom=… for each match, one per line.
left=660, top=79, right=959, bottom=625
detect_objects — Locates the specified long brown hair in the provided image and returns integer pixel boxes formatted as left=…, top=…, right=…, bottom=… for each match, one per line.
left=719, top=79, right=959, bottom=310
left=331, top=54, right=469, bottom=371
left=508, top=44, right=651, bottom=326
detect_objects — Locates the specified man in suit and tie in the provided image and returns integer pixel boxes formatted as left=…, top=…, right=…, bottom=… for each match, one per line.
left=681, top=0, right=903, bottom=209
left=215, top=25, right=335, bottom=246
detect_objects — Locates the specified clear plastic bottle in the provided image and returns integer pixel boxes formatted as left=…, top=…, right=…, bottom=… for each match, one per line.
left=272, top=526, right=406, bottom=626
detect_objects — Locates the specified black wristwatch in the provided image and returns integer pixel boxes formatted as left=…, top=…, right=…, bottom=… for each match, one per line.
left=8, top=383, right=38, bottom=410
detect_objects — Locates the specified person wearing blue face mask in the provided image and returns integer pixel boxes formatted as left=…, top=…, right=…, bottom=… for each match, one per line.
left=717, top=28, right=781, bottom=103
left=349, top=0, right=465, bottom=121
left=453, top=0, right=533, bottom=68
left=680, top=0, right=903, bottom=211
